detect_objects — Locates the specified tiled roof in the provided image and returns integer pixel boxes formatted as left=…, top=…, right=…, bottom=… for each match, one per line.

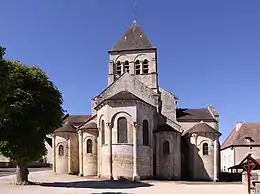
left=81, top=122, right=98, bottom=129
left=54, top=122, right=77, bottom=133
left=111, top=20, right=155, bottom=51
left=64, top=115, right=92, bottom=127
left=176, top=108, right=216, bottom=122
left=154, top=124, right=179, bottom=133
left=183, top=122, right=221, bottom=136
left=221, top=122, right=260, bottom=150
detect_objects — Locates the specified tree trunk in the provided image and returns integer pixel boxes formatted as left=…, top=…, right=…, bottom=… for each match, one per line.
left=16, top=162, right=29, bottom=185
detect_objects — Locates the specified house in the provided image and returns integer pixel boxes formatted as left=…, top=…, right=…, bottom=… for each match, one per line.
left=221, top=122, right=260, bottom=172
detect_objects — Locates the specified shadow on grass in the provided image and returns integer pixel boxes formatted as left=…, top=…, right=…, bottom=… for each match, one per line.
left=39, top=180, right=152, bottom=189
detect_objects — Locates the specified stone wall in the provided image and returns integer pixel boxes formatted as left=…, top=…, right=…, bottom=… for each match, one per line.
left=185, top=133, right=218, bottom=180
left=112, top=144, right=133, bottom=179
left=82, top=130, right=98, bottom=176
left=155, top=131, right=181, bottom=179
left=55, top=134, right=69, bottom=174
left=108, top=50, right=158, bottom=91
left=159, top=87, right=177, bottom=122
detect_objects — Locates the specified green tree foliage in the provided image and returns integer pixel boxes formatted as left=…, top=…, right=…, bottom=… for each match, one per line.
left=0, top=47, right=64, bottom=184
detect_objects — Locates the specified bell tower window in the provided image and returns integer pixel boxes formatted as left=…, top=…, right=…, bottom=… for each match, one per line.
left=124, top=60, right=130, bottom=73
left=135, top=60, right=141, bottom=75
left=143, top=59, right=149, bottom=74
left=116, top=61, right=121, bottom=75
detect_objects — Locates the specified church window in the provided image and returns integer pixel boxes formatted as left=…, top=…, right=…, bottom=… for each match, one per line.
left=116, top=61, right=121, bottom=75
left=87, top=139, right=93, bottom=153
left=58, top=145, right=64, bottom=156
left=117, top=117, right=128, bottom=143
left=124, top=60, right=130, bottom=73
left=163, top=140, right=170, bottom=155
left=202, top=143, right=209, bottom=155
left=135, top=60, right=141, bottom=75
left=101, top=120, right=105, bottom=145
left=143, top=59, right=149, bottom=74
left=143, top=120, right=149, bottom=146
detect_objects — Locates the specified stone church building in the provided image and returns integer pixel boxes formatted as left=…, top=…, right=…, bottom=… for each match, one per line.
left=52, top=21, right=221, bottom=181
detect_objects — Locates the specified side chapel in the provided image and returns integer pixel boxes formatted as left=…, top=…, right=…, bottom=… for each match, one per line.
left=52, top=21, right=222, bottom=181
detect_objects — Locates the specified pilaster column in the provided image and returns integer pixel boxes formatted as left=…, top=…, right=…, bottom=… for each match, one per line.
left=213, top=139, right=219, bottom=181
left=106, top=122, right=113, bottom=180
left=78, top=130, right=83, bottom=176
left=52, top=134, right=56, bottom=173
left=97, top=127, right=101, bottom=177
left=190, top=133, right=198, bottom=179
left=133, top=122, right=140, bottom=180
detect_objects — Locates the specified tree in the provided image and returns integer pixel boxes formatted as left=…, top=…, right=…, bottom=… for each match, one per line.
left=0, top=47, right=64, bottom=185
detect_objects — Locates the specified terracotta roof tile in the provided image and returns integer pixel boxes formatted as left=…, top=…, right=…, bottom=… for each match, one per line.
left=221, top=123, right=260, bottom=149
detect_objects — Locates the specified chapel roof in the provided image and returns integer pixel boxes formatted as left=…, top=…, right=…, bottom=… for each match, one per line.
left=221, top=122, right=260, bottom=150
left=64, top=114, right=92, bottom=127
left=110, top=20, right=155, bottom=52
left=183, top=122, right=221, bottom=136
left=154, top=124, right=180, bottom=133
left=176, top=108, right=216, bottom=122
left=54, top=122, right=77, bottom=133
left=81, top=122, right=98, bottom=129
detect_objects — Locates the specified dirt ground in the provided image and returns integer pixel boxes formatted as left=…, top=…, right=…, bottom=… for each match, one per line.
left=0, top=170, right=248, bottom=194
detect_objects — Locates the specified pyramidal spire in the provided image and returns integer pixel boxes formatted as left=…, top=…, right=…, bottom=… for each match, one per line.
left=110, top=21, right=155, bottom=52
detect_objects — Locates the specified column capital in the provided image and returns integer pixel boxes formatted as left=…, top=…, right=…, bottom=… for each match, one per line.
left=133, top=122, right=138, bottom=128
left=191, top=133, right=197, bottom=138
left=106, top=122, right=113, bottom=129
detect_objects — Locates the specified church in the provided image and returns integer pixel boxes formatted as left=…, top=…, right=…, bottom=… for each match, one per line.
left=52, top=21, right=222, bottom=181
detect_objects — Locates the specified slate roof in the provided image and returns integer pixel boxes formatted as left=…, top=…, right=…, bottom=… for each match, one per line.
left=183, top=122, right=221, bottom=136
left=54, top=122, right=77, bottom=133
left=176, top=108, right=216, bottom=122
left=111, top=20, right=155, bottom=52
left=221, top=123, right=260, bottom=150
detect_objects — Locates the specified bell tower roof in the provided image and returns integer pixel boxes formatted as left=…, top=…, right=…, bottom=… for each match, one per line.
left=110, top=20, right=155, bottom=52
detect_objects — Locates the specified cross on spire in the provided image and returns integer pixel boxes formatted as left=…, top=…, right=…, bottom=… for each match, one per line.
left=132, top=3, right=137, bottom=22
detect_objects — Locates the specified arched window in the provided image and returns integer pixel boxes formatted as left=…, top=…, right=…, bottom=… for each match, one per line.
left=116, top=61, right=121, bottom=75
left=101, top=120, right=105, bottom=145
left=124, top=60, right=130, bottom=73
left=143, top=59, right=149, bottom=74
left=163, top=140, right=170, bottom=155
left=58, top=145, right=64, bottom=156
left=135, top=60, right=141, bottom=75
left=202, top=143, right=209, bottom=155
left=87, top=139, right=93, bottom=153
left=117, top=117, right=127, bottom=143
left=143, top=120, right=149, bottom=146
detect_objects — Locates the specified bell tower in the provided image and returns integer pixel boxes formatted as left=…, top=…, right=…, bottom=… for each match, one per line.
left=108, top=21, right=158, bottom=93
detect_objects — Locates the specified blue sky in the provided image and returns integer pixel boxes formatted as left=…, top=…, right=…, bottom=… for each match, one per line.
left=1, top=0, right=260, bottom=142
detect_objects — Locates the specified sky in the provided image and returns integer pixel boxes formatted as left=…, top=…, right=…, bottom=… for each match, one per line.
left=1, top=0, right=260, bottom=142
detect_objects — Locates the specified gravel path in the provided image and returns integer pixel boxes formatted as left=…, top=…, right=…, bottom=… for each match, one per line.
left=0, top=170, right=247, bottom=194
